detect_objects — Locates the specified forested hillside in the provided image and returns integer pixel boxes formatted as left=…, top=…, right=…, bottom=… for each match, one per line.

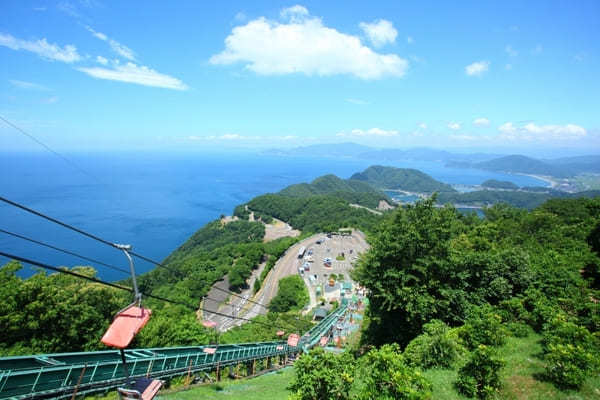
left=351, top=165, right=456, bottom=193
left=279, top=174, right=390, bottom=208
left=437, top=188, right=600, bottom=209
left=289, top=196, right=600, bottom=399
left=241, top=194, right=383, bottom=232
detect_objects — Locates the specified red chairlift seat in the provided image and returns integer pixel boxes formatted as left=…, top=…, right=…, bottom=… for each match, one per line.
left=117, top=377, right=163, bottom=400
left=202, top=320, right=217, bottom=329
left=101, top=305, right=152, bottom=349
left=287, top=333, right=300, bottom=347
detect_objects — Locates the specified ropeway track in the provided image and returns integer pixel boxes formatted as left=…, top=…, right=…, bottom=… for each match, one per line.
left=0, top=304, right=348, bottom=399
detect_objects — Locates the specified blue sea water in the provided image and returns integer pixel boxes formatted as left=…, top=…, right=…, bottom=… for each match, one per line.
left=0, top=151, right=546, bottom=281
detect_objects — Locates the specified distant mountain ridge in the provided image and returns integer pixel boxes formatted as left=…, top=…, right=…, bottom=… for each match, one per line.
left=266, top=143, right=600, bottom=178
left=449, top=154, right=600, bottom=178
left=350, top=165, right=456, bottom=193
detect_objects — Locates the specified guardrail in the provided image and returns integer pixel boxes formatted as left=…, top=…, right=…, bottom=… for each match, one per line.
left=0, top=305, right=347, bottom=399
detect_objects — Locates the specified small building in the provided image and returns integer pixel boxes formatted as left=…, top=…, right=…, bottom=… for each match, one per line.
left=314, top=307, right=328, bottom=321
left=342, top=282, right=353, bottom=294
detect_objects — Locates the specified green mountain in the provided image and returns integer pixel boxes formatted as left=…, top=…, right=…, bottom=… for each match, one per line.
left=481, top=179, right=519, bottom=190
left=473, top=155, right=567, bottom=177
left=279, top=174, right=389, bottom=201
left=350, top=165, right=456, bottom=193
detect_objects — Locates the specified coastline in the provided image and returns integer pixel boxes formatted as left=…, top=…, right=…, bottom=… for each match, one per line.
left=515, top=173, right=559, bottom=188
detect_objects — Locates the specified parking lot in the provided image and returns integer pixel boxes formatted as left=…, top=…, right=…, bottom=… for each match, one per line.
left=296, top=231, right=369, bottom=308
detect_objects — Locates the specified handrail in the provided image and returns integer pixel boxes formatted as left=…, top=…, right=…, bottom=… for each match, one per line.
left=0, top=305, right=347, bottom=399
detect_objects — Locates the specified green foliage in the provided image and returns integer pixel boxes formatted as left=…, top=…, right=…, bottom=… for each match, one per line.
left=280, top=174, right=391, bottom=208
left=233, top=204, right=250, bottom=220
left=270, top=275, right=309, bottom=313
left=350, top=165, right=456, bottom=193
left=404, top=320, right=465, bottom=369
left=357, top=343, right=432, bottom=400
left=354, top=198, right=532, bottom=346
left=221, top=312, right=313, bottom=344
left=247, top=193, right=382, bottom=233
left=288, top=347, right=355, bottom=400
left=0, top=261, right=126, bottom=355
left=437, top=188, right=600, bottom=209
left=460, top=305, right=508, bottom=349
left=544, top=343, right=598, bottom=389
left=134, top=309, right=210, bottom=348
left=455, top=345, right=504, bottom=399
left=480, top=179, right=519, bottom=190
left=540, top=315, right=599, bottom=388
left=506, top=322, right=532, bottom=338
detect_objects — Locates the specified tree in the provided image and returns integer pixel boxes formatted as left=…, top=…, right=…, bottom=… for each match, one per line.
left=357, top=343, right=431, bottom=400
left=288, top=347, right=355, bottom=400
left=455, top=345, right=504, bottom=399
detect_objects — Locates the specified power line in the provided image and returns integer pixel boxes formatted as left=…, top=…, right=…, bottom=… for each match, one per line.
left=0, top=228, right=130, bottom=276
left=0, top=115, right=102, bottom=184
left=0, top=196, right=275, bottom=311
left=0, top=251, right=296, bottom=332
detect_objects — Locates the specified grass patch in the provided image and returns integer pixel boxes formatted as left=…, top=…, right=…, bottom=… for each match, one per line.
left=423, top=333, right=600, bottom=400
left=160, top=368, right=294, bottom=400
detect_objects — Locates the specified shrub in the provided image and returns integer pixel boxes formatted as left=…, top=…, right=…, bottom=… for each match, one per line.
left=404, top=320, right=465, bottom=369
left=545, top=343, right=598, bottom=389
left=455, top=345, right=505, bottom=399
left=288, top=347, right=355, bottom=400
left=541, top=315, right=599, bottom=388
left=460, top=305, right=508, bottom=349
left=358, top=343, right=432, bottom=400
left=506, top=322, right=532, bottom=338
left=541, top=315, right=598, bottom=353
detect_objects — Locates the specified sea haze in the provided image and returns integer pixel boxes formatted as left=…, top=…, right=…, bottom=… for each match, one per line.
left=0, top=151, right=546, bottom=281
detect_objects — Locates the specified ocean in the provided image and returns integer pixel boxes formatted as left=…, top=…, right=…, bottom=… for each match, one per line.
left=0, top=151, right=546, bottom=281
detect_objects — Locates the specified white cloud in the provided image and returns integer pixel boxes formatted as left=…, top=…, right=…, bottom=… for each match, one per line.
left=465, top=60, right=490, bottom=76
left=473, top=117, right=490, bottom=126
left=505, top=63, right=513, bottom=70
left=345, top=98, right=368, bottom=105
left=448, top=122, right=461, bottom=130
left=359, top=19, right=397, bottom=48
left=498, top=122, right=516, bottom=134
left=210, top=7, right=408, bottom=79
left=9, top=79, right=49, bottom=90
left=497, top=122, right=586, bottom=141
left=505, top=45, right=518, bottom=57
left=336, top=128, right=398, bottom=137
left=220, top=134, right=243, bottom=140
left=407, top=36, right=414, bottom=44
left=0, top=33, right=81, bottom=63
left=280, top=5, right=309, bottom=21
left=77, top=62, right=188, bottom=90
left=85, top=26, right=136, bottom=60
left=96, top=55, right=108, bottom=65
left=418, top=123, right=427, bottom=129
left=523, top=123, right=586, bottom=137
left=532, top=44, right=543, bottom=55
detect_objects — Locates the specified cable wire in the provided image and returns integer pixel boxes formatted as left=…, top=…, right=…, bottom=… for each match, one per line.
left=0, top=196, right=277, bottom=312
left=0, top=251, right=297, bottom=332
left=0, top=115, right=102, bottom=184
left=0, top=228, right=130, bottom=275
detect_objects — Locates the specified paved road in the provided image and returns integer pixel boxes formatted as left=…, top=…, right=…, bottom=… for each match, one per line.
left=203, top=231, right=369, bottom=332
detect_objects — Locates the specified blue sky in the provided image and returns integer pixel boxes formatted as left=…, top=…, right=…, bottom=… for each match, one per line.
left=1, top=0, right=599, bottom=155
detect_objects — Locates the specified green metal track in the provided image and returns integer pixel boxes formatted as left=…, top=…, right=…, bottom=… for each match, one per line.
left=0, top=305, right=347, bottom=399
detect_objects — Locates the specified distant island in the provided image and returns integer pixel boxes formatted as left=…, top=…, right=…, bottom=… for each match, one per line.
left=266, top=143, right=600, bottom=191
left=350, top=165, right=456, bottom=194
left=480, top=179, right=519, bottom=190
